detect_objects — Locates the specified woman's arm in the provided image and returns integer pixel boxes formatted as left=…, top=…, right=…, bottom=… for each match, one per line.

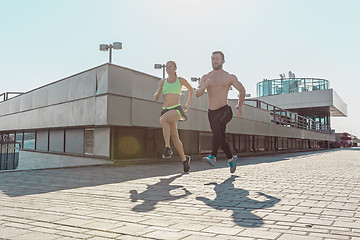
left=154, top=79, right=165, bottom=101
left=180, top=77, right=194, bottom=112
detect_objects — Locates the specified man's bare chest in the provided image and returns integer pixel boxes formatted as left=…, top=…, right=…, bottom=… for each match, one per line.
left=208, top=76, right=231, bottom=88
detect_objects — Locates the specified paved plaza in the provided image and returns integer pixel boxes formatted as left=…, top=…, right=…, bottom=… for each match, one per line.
left=0, top=148, right=360, bottom=240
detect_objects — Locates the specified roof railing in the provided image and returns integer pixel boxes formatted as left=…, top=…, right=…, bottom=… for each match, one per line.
left=0, top=92, right=24, bottom=102
left=244, top=99, right=331, bottom=134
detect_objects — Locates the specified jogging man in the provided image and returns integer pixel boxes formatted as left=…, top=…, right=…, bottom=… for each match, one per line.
left=195, top=51, right=246, bottom=173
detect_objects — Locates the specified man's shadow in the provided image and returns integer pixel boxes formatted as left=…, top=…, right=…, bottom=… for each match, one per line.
left=196, top=176, right=280, bottom=227
left=130, top=173, right=191, bottom=212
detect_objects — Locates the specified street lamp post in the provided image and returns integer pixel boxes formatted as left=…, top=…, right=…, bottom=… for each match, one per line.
left=154, top=64, right=166, bottom=78
left=99, top=42, right=122, bottom=63
left=191, top=77, right=200, bottom=83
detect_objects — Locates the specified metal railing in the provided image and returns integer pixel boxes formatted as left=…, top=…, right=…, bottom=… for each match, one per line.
left=244, top=99, right=331, bottom=134
left=0, top=92, right=24, bottom=102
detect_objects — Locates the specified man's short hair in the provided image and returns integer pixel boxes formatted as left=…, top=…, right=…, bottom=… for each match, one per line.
left=212, top=51, right=225, bottom=60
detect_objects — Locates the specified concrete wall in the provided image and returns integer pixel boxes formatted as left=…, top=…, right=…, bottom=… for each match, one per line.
left=0, top=64, right=334, bottom=144
left=254, top=89, right=347, bottom=117
left=332, top=90, right=347, bottom=117
left=0, top=65, right=108, bottom=130
left=105, top=65, right=333, bottom=141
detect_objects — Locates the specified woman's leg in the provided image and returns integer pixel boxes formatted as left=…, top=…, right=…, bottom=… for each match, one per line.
left=160, top=115, right=171, bottom=148
left=169, top=121, right=186, bottom=161
left=160, top=110, right=181, bottom=148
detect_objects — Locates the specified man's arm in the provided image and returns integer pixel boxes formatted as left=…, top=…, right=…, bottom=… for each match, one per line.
left=195, top=75, right=210, bottom=97
left=231, top=75, right=246, bottom=117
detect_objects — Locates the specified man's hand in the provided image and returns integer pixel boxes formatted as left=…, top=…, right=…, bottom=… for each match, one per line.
left=236, top=104, right=243, bottom=117
left=195, top=78, right=210, bottom=97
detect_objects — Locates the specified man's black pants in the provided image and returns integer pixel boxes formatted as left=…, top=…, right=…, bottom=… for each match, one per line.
left=208, top=105, right=233, bottom=159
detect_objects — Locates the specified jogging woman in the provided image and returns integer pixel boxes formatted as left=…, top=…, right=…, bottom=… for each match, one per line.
left=154, top=60, right=193, bottom=173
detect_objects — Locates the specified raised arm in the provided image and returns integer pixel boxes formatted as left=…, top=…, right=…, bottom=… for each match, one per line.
left=195, top=75, right=210, bottom=97
left=179, top=77, right=194, bottom=112
left=154, top=79, right=165, bottom=101
left=230, top=74, right=246, bottom=116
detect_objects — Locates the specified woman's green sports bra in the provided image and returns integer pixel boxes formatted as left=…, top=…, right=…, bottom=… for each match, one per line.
left=162, top=77, right=181, bottom=95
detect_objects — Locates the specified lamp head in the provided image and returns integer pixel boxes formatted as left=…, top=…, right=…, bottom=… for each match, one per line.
left=113, top=42, right=122, bottom=50
left=99, top=44, right=109, bottom=51
left=154, top=64, right=163, bottom=69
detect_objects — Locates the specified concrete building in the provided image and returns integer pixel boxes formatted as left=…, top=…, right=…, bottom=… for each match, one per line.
left=1, top=64, right=335, bottom=170
left=253, top=77, right=347, bottom=132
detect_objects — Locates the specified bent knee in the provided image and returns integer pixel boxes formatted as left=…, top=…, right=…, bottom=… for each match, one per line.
left=160, top=116, right=167, bottom=125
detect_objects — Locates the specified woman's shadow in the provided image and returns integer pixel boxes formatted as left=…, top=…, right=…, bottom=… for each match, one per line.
left=130, top=173, right=191, bottom=212
left=196, top=175, right=280, bottom=227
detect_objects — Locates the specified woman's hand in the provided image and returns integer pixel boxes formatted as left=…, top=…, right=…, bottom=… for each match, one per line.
left=184, top=102, right=190, bottom=112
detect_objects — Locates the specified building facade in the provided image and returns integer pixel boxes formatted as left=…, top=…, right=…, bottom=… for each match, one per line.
left=1, top=64, right=335, bottom=170
left=255, top=77, right=346, bottom=131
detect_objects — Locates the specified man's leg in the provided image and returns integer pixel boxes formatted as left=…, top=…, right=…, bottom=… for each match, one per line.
left=203, top=111, right=220, bottom=166
left=218, top=106, right=233, bottom=159
left=208, top=111, right=222, bottom=157
left=219, top=107, right=238, bottom=173
left=219, top=123, right=233, bottom=159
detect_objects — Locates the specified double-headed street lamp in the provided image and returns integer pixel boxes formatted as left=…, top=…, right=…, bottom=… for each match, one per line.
left=99, top=42, right=122, bottom=63
left=154, top=63, right=166, bottom=78
left=191, top=77, right=200, bottom=83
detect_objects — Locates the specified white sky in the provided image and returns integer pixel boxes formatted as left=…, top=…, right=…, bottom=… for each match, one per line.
left=1, top=0, right=359, bottom=136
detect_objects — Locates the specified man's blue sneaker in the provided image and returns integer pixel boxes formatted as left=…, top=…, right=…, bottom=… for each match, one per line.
left=203, top=154, right=216, bottom=167
left=228, top=155, right=238, bottom=173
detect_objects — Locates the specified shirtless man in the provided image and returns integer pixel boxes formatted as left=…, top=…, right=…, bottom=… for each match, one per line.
left=196, top=51, right=246, bottom=173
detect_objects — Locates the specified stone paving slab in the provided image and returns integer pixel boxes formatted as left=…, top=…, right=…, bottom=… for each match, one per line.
left=0, top=148, right=360, bottom=239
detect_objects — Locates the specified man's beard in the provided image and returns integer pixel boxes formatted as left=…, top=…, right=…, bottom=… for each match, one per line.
left=212, top=63, right=222, bottom=70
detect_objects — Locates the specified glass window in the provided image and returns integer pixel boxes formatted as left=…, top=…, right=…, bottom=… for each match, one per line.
left=16, top=132, right=23, bottom=149
left=268, top=80, right=275, bottom=95
left=263, top=81, right=269, bottom=96
left=257, top=82, right=262, bottom=96
left=23, top=131, right=36, bottom=150
left=313, top=79, right=320, bottom=90
left=298, top=79, right=305, bottom=92
left=258, top=78, right=329, bottom=96
left=0, top=132, right=5, bottom=154
left=290, top=79, right=298, bottom=93
left=274, top=80, right=282, bottom=95
left=8, top=133, right=15, bottom=153
left=282, top=79, right=290, bottom=94
left=305, top=79, right=313, bottom=91
left=260, top=82, right=264, bottom=96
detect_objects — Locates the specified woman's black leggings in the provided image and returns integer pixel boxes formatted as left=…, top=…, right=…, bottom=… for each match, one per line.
left=208, top=105, right=233, bottom=159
